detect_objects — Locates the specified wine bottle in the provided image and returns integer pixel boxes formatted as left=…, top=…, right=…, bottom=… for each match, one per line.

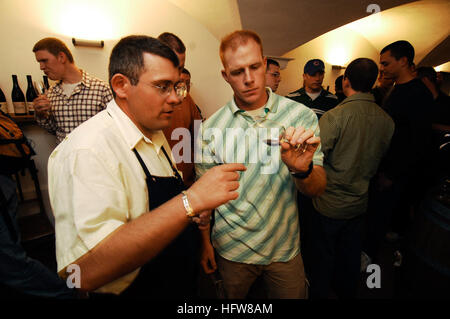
left=43, top=75, right=50, bottom=90
left=0, top=87, right=9, bottom=114
left=11, top=75, right=27, bottom=115
left=26, top=75, right=38, bottom=114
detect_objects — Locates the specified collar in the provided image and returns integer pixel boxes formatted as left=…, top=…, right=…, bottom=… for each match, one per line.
left=301, top=87, right=331, bottom=97
left=54, top=70, right=90, bottom=94
left=339, top=92, right=375, bottom=105
left=106, top=99, right=166, bottom=152
left=79, top=69, right=91, bottom=88
left=297, top=87, right=306, bottom=95
left=228, top=87, right=279, bottom=116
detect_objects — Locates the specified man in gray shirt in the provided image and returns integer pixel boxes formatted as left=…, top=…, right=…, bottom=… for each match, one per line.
left=310, top=58, right=394, bottom=299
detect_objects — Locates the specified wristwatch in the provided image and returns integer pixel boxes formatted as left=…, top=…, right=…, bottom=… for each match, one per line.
left=290, top=162, right=313, bottom=179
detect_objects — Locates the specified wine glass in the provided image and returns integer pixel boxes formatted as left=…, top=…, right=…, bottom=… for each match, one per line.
left=34, top=81, right=45, bottom=95
left=33, top=81, right=51, bottom=118
left=253, top=116, right=287, bottom=147
left=253, top=116, right=318, bottom=153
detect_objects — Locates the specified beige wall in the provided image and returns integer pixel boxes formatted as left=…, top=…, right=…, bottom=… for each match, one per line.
left=0, top=0, right=233, bottom=219
left=0, top=0, right=232, bottom=116
left=277, top=27, right=380, bottom=96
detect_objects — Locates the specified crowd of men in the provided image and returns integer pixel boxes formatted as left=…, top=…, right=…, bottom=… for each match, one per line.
left=0, top=28, right=447, bottom=300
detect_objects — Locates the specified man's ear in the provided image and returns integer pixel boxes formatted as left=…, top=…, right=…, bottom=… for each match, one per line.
left=399, top=56, right=409, bottom=68
left=57, top=52, right=66, bottom=64
left=263, top=56, right=267, bottom=72
left=221, top=69, right=229, bottom=84
left=110, top=73, right=131, bottom=99
left=342, top=76, right=352, bottom=90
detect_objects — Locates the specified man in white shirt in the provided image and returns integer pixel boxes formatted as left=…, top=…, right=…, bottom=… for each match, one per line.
left=48, top=35, right=245, bottom=297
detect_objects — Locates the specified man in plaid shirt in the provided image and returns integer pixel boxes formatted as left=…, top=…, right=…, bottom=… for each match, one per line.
left=32, top=38, right=113, bottom=144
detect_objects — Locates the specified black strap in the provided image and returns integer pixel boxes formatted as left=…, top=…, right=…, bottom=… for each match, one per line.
left=0, top=182, right=18, bottom=242
left=133, top=147, right=182, bottom=181
left=133, top=149, right=154, bottom=183
left=161, top=147, right=183, bottom=181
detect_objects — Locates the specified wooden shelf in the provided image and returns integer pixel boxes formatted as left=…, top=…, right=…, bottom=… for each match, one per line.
left=10, top=114, right=36, bottom=124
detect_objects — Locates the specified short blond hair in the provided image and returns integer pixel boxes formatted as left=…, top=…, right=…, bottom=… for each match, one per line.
left=219, top=30, right=263, bottom=67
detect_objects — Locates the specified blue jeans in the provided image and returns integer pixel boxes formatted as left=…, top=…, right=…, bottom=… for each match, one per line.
left=310, top=207, right=364, bottom=299
left=0, top=175, right=75, bottom=299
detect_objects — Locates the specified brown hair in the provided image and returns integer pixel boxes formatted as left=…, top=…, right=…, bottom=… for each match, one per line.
left=219, top=30, right=263, bottom=67
left=157, top=32, right=186, bottom=54
left=108, top=35, right=179, bottom=97
left=32, top=37, right=74, bottom=63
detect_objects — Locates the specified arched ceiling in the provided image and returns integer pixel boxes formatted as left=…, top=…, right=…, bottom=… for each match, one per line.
left=238, top=0, right=417, bottom=56
left=170, top=0, right=450, bottom=68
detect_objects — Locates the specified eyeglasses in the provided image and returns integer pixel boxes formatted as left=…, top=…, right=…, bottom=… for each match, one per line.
left=267, top=72, right=280, bottom=78
left=151, top=82, right=187, bottom=99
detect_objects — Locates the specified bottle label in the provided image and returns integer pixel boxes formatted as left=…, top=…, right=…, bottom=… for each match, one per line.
left=13, top=102, right=27, bottom=114
left=0, top=102, right=8, bottom=114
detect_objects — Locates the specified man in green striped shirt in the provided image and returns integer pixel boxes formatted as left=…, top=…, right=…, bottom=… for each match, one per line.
left=195, top=30, right=326, bottom=299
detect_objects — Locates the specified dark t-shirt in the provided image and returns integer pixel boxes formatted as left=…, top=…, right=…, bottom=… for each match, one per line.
left=382, top=78, right=434, bottom=186
left=433, top=91, right=450, bottom=126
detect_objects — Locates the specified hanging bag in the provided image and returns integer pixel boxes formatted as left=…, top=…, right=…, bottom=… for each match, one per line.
left=0, top=110, right=35, bottom=175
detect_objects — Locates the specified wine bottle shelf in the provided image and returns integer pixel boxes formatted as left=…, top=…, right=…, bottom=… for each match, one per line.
left=11, top=114, right=36, bottom=124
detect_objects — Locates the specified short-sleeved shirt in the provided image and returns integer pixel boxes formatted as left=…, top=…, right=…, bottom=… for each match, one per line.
left=286, top=87, right=339, bottom=119
left=36, top=70, right=113, bottom=144
left=48, top=99, right=177, bottom=294
left=313, top=93, right=394, bottom=219
left=195, top=89, right=323, bottom=265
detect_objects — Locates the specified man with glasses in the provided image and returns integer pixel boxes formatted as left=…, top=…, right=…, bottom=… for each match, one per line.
left=158, top=33, right=203, bottom=188
left=181, top=67, right=204, bottom=122
left=265, top=58, right=281, bottom=93
left=48, top=35, right=245, bottom=298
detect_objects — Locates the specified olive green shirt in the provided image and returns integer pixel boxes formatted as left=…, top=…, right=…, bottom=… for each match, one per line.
left=313, top=92, right=394, bottom=219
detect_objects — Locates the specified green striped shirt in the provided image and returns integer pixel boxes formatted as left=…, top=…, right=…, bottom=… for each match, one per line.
left=195, top=89, right=323, bottom=265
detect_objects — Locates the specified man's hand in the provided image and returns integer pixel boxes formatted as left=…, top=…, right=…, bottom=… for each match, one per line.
left=187, top=163, right=246, bottom=214
left=33, top=94, right=51, bottom=118
left=200, top=240, right=217, bottom=274
left=280, top=126, right=320, bottom=173
left=377, top=172, right=393, bottom=191
left=191, top=210, right=211, bottom=229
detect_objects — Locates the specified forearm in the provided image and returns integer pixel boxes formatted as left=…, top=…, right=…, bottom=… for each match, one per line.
left=199, top=218, right=211, bottom=244
left=294, top=165, right=326, bottom=197
left=67, top=162, right=245, bottom=291
left=72, top=193, right=191, bottom=292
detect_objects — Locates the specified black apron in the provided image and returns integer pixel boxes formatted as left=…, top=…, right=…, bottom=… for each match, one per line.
left=120, top=147, right=199, bottom=298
